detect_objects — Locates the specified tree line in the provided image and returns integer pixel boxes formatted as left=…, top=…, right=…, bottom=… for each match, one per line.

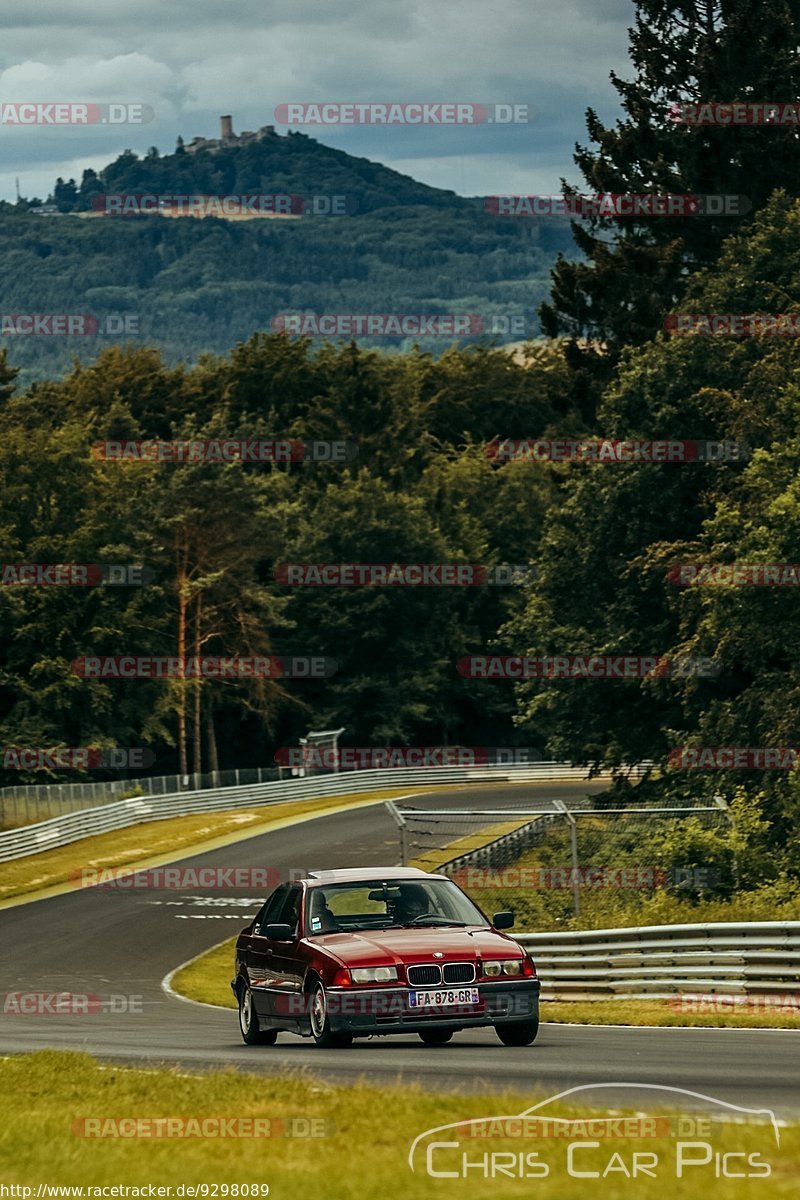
left=2, top=0, right=800, bottom=889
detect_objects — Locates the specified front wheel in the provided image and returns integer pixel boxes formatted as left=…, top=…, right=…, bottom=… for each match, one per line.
left=495, top=1017, right=539, bottom=1047
left=238, top=983, right=278, bottom=1045
left=308, top=980, right=352, bottom=1048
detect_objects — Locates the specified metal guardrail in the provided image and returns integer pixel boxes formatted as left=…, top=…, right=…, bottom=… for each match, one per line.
left=515, top=921, right=800, bottom=1001
left=0, top=766, right=285, bottom=827
left=0, top=762, right=602, bottom=863
left=436, top=812, right=560, bottom=873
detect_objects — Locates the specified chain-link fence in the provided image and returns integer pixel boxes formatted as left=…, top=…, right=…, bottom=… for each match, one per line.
left=0, top=766, right=282, bottom=829
left=387, top=794, right=734, bottom=920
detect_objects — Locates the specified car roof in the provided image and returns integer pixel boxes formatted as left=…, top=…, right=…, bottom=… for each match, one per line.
left=303, top=867, right=448, bottom=886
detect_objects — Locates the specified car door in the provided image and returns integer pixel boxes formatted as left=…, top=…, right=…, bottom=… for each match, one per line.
left=266, top=886, right=306, bottom=1028
left=245, top=885, right=289, bottom=1020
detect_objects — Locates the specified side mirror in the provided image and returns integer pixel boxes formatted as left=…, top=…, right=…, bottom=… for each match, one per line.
left=263, top=922, right=295, bottom=941
left=493, top=911, right=515, bottom=930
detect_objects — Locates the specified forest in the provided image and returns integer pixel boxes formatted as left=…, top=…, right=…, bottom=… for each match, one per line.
left=2, top=0, right=800, bottom=895
left=0, top=128, right=574, bottom=383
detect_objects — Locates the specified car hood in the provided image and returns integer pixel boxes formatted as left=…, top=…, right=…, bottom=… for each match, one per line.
left=306, top=925, right=522, bottom=969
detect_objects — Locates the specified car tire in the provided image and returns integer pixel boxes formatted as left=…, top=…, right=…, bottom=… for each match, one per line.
left=238, top=981, right=278, bottom=1046
left=308, top=979, right=352, bottom=1049
left=418, top=1029, right=454, bottom=1046
left=495, top=1017, right=539, bottom=1047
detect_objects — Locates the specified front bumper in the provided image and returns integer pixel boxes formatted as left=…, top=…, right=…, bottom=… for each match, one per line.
left=324, top=978, right=540, bottom=1036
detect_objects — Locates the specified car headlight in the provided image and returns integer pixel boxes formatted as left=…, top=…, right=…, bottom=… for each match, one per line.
left=350, top=966, right=398, bottom=984
left=482, top=955, right=525, bottom=974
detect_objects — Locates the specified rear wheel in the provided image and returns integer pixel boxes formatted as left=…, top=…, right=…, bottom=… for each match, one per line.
left=238, top=982, right=278, bottom=1045
left=418, top=1028, right=454, bottom=1046
left=308, top=980, right=352, bottom=1048
left=496, top=1017, right=539, bottom=1047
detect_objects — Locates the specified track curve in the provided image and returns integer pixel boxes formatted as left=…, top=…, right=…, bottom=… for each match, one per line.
left=0, top=781, right=797, bottom=1116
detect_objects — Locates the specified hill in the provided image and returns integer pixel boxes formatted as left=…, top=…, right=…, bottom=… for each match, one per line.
left=50, top=123, right=472, bottom=216
left=1, top=125, right=577, bottom=383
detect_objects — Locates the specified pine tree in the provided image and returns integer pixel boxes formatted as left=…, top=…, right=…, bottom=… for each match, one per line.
left=78, top=168, right=104, bottom=211
left=52, top=176, right=79, bottom=212
left=540, top=0, right=800, bottom=358
left=0, top=350, right=19, bottom=404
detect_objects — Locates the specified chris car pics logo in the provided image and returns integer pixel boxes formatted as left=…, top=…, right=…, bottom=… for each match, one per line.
left=409, top=1084, right=779, bottom=1180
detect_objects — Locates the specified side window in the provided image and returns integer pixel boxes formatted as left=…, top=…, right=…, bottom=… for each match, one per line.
left=277, top=886, right=302, bottom=935
left=254, top=885, right=288, bottom=934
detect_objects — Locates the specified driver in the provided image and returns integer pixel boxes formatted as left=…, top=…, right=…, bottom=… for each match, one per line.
left=308, top=888, right=339, bottom=933
left=393, top=882, right=431, bottom=924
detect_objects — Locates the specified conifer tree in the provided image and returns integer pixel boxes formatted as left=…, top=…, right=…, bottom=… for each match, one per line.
left=540, top=0, right=800, bottom=360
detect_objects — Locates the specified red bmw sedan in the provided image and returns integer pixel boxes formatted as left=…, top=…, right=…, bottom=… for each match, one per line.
left=232, top=867, right=540, bottom=1048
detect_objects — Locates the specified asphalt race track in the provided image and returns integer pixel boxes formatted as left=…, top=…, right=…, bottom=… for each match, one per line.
left=0, top=781, right=797, bottom=1117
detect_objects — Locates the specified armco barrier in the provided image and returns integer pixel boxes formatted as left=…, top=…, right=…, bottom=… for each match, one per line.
left=0, top=765, right=283, bottom=826
left=515, top=921, right=800, bottom=1002
left=438, top=811, right=560, bottom=873
left=0, top=762, right=603, bottom=863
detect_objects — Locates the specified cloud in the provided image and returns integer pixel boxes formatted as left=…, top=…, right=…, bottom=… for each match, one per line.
left=0, top=54, right=175, bottom=100
left=0, top=0, right=633, bottom=201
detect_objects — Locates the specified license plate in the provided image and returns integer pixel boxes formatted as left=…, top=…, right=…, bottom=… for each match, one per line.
left=408, top=988, right=479, bottom=1009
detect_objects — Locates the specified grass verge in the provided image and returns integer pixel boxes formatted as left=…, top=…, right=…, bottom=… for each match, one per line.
left=0, top=788, right=424, bottom=903
left=544, top=998, right=800, bottom=1029
left=0, top=1051, right=795, bottom=1198
left=171, top=936, right=800, bottom=1029
left=171, top=936, right=239, bottom=1008
left=407, top=816, right=534, bottom=874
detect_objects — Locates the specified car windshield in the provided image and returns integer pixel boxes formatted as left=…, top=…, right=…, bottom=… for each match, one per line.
left=304, top=878, right=488, bottom=934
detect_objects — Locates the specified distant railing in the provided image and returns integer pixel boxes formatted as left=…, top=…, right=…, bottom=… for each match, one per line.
left=0, top=761, right=610, bottom=862
left=0, top=766, right=284, bottom=827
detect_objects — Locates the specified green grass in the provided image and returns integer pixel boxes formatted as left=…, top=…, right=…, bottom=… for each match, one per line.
left=457, top=811, right=800, bottom=930
left=0, top=1052, right=795, bottom=1198
left=172, top=937, right=239, bottom=1008
left=408, top=816, right=534, bottom=873
left=544, top=998, right=800, bottom=1029
left=172, top=936, right=800, bottom=1029
left=465, top=874, right=800, bottom=931
left=0, top=788, right=424, bottom=903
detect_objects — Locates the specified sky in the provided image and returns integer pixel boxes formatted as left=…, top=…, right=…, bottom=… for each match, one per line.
left=0, top=0, right=634, bottom=203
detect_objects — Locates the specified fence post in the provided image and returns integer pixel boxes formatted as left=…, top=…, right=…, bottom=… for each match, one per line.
left=554, top=800, right=580, bottom=919
left=384, top=801, right=407, bottom=864
left=569, top=818, right=580, bottom=919
left=714, top=793, right=738, bottom=889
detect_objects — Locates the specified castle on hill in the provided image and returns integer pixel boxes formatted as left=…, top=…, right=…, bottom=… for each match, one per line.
left=181, top=115, right=278, bottom=155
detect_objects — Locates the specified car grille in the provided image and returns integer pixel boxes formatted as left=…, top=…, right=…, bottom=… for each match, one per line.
left=407, top=962, right=476, bottom=987
left=407, top=964, right=441, bottom=986
left=442, top=962, right=476, bottom=984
